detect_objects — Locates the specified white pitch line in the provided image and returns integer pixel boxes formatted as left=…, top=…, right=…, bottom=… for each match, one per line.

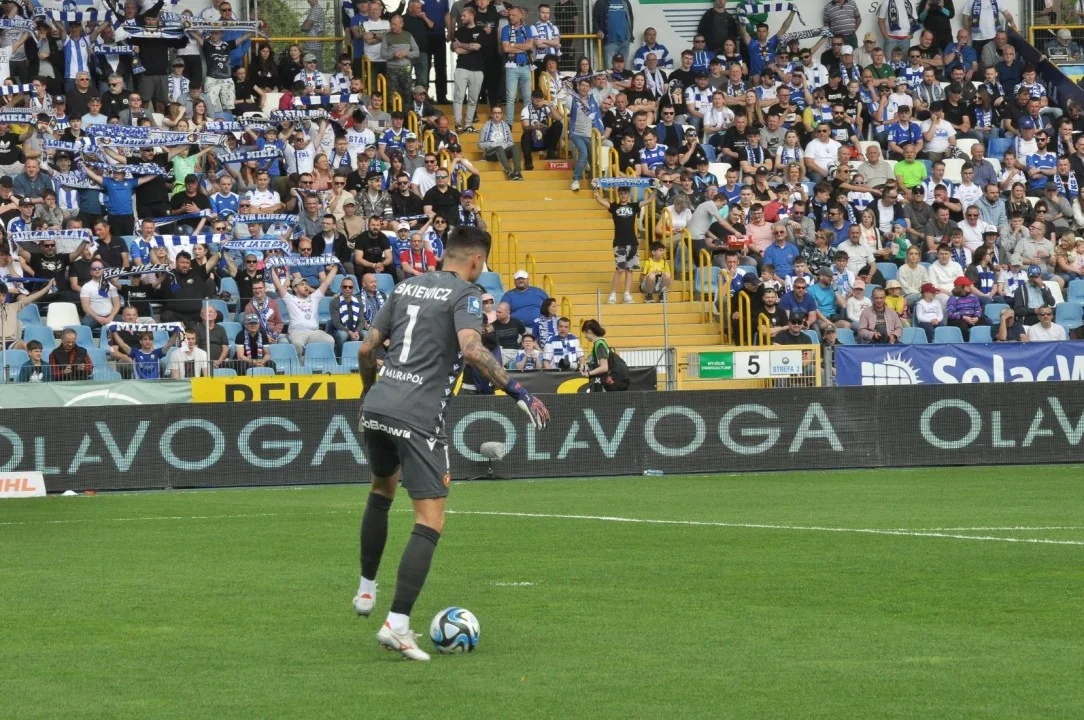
left=444, top=511, right=1084, bottom=547
left=899, top=526, right=1084, bottom=532
left=0, top=510, right=353, bottom=527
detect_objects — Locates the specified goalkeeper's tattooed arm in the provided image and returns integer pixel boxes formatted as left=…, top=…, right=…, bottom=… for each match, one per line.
left=358, top=326, right=386, bottom=397
left=459, top=329, right=511, bottom=388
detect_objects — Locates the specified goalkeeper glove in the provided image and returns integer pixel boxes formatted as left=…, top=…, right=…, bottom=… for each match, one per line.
left=504, top=380, right=550, bottom=430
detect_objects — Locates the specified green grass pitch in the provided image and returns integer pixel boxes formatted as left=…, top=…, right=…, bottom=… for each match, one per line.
left=3, top=467, right=1083, bottom=719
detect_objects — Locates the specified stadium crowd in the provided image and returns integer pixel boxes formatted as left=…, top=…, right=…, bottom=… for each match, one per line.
left=1, top=0, right=1083, bottom=385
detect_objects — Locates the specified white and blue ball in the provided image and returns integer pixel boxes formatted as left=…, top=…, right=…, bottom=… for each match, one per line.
left=429, top=607, right=480, bottom=653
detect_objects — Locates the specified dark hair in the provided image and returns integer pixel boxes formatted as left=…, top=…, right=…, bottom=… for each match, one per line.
left=444, top=226, right=492, bottom=259
left=175, top=250, right=192, bottom=262
left=581, top=319, right=605, bottom=337
left=540, top=297, right=558, bottom=316
left=26, top=339, right=42, bottom=352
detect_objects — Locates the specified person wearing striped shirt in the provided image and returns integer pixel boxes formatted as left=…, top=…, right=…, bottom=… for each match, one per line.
left=532, top=4, right=561, bottom=68
left=632, top=27, right=671, bottom=71
left=823, top=0, right=862, bottom=47
left=542, top=317, right=584, bottom=370
left=57, top=21, right=105, bottom=93
left=479, top=105, right=524, bottom=180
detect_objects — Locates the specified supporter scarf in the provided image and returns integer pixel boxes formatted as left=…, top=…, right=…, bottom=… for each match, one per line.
left=146, top=234, right=230, bottom=247
left=222, top=238, right=292, bottom=252
left=44, top=138, right=95, bottom=153
left=104, top=321, right=184, bottom=334
left=974, top=108, right=992, bottom=129
left=241, top=327, right=266, bottom=358
left=120, top=24, right=186, bottom=39
left=95, top=44, right=136, bottom=56
left=101, top=265, right=175, bottom=285
left=293, top=93, right=361, bottom=107
left=971, top=0, right=997, bottom=29
left=216, top=147, right=283, bottom=164
left=886, top=0, right=914, bottom=33
left=779, top=146, right=802, bottom=165
left=235, top=213, right=299, bottom=225
left=594, top=177, right=654, bottom=188
left=206, top=120, right=277, bottom=134
left=780, top=27, right=831, bottom=44
left=1053, top=171, right=1079, bottom=198
left=745, top=144, right=764, bottom=166
left=0, top=84, right=34, bottom=96
left=269, top=109, right=329, bottom=122
left=40, top=9, right=100, bottom=22
left=361, top=291, right=384, bottom=323
left=337, top=295, right=361, bottom=329
left=263, top=253, right=339, bottom=268
left=0, top=111, right=35, bottom=123
left=182, top=19, right=261, bottom=32
left=0, top=18, right=36, bottom=31
left=395, top=214, right=430, bottom=224
left=11, top=229, right=92, bottom=244
left=146, top=210, right=215, bottom=227
left=644, top=68, right=666, bottom=97
left=53, top=171, right=100, bottom=189
left=83, top=161, right=172, bottom=178
left=738, top=2, right=804, bottom=25
left=951, top=246, right=967, bottom=267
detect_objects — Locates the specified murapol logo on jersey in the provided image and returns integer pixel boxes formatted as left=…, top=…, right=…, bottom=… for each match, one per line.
left=467, top=295, right=482, bottom=317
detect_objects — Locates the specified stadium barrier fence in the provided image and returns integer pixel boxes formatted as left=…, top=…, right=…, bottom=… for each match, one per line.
left=10, top=382, right=1084, bottom=492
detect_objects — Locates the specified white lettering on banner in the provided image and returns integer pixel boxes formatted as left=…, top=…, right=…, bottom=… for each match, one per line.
left=241, top=417, right=303, bottom=468
left=932, top=354, right=1084, bottom=383
left=393, top=284, right=452, bottom=301
left=920, top=398, right=1084, bottom=451
left=645, top=406, right=706, bottom=457
left=312, top=416, right=365, bottom=466
left=0, top=472, right=45, bottom=498
left=158, top=420, right=226, bottom=471
left=362, top=419, right=412, bottom=438
left=454, top=411, right=516, bottom=462
left=719, top=404, right=779, bottom=455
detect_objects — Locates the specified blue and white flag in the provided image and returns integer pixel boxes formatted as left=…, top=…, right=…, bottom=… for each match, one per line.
left=264, top=253, right=339, bottom=268
left=53, top=171, right=100, bottom=189
left=94, top=44, right=136, bottom=56
left=215, top=147, right=283, bottom=164
left=234, top=213, right=299, bottom=225
left=104, top=321, right=184, bottom=334
left=40, top=9, right=101, bottom=22
left=222, top=238, right=292, bottom=253
left=0, top=84, right=35, bottom=97
left=145, top=209, right=215, bottom=227
left=293, top=93, right=362, bottom=108
left=11, top=229, right=93, bottom=244
left=146, top=233, right=232, bottom=247
left=594, top=177, right=654, bottom=188
left=0, top=110, right=36, bottom=124
left=269, top=109, right=328, bottom=122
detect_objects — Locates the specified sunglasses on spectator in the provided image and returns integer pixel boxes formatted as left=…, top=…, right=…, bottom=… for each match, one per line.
left=333, top=180, right=345, bottom=186
left=91, top=265, right=104, bottom=270
left=246, top=259, right=258, bottom=264
left=43, top=243, right=55, bottom=248
left=436, top=174, right=448, bottom=179
left=425, top=159, right=437, bottom=164
left=300, top=248, right=312, bottom=253
left=341, top=284, right=355, bottom=289
left=1039, top=311, right=1053, bottom=316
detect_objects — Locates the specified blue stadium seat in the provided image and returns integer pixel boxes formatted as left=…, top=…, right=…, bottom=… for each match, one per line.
left=863, top=283, right=881, bottom=299
left=988, top=136, right=1012, bottom=160
left=267, top=343, right=301, bottom=374
left=3, top=349, right=28, bottom=380
left=968, top=325, right=993, bottom=343
left=206, top=298, right=229, bottom=322
left=919, top=159, right=932, bottom=174
left=219, top=277, right=240, bottom=309
left=477, top=271, right=504, bottom=298
left=876, top=262, right=898, bottom=282
left=1055, top=301, right=1083, bottom=330
left=341, top=340, right=363, bottom=371
left=329, top=274, right=343, bottom=294
left=246, top=367, right=277, bottom=376
left=983, top=302, right=1010, bottom=325
left=802, top=329, right=820, bottom=345
left=63, top=324, right=94, bottom=347
left=22, top=325, right=55, bottom=351
left=835, top=328, right=856, bottom=345
left=933, top=326, right=964, bottom=344
left=693, top=266, right=721, bottom=299
left=153, top=328, right=173, bottom=347
left=375, top=273, right=395, bottom=296
left=1068, top=279, right=1084, bottom=306
left=901, top=327, right=927, bottom=344
left=214, top=367, right=238, bottom=377
left=86, top=347, right=108, bottom=368
left=318, top=296, right=332, bottom=325
left=738, top=264, right=758, bottom=277
left=304, top=342, right=340, bottom=374
left=17, top=303, right=41, bottom=326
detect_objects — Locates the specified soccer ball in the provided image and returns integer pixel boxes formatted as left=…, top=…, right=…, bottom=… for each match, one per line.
left=429, top=607, right=480, bottom=653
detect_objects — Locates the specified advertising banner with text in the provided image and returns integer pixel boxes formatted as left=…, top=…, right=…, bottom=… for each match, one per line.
left=2, top=382, right=1082, bottom=492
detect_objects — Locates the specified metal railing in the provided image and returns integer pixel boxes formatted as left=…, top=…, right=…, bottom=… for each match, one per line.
left=561, top=33, right=604, bottom=70
left=674, top=344, right=822, bottom=389
left=672, top=229, right=693, bottom=300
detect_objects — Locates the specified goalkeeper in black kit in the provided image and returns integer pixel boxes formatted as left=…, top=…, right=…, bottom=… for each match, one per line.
left=352, top=225, right=550, bottom=661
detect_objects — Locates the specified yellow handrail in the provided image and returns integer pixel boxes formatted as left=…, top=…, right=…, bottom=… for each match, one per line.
left=423, top=130, right=435, bottom=154
left=561, top=296, right=573, bottom=322
left=392, top=92, right=403, bottom=112
left=376, top=74, right=388, bottom=109
left=758, top=315, right=771, bottom=346
left=698, top=249, right=712, bottom=321
left=561, top=33, right=604, bottom=70
left=437, top=148, right=451, bottom=170
left=525, top=250, right=537, bottom=281
left=489, top=211, right=503, bottom=281
left=678, top=229, right=693, bottom=300
left=719, top=270, right=732, bottom=344
left=590, top=128, right=603, bottom=184
left=643, top=199, right=656, bottom=246
left=407, top=111, right=419, bottom=137
left=361, top=56, right=372, bottom=96
left=475, top=191, right=484, bottom=212
left=542, top=275, right=555, bottom=299
left=455, top=166, right=468, bottom=191
left=735, top=290, right=752, bottom=347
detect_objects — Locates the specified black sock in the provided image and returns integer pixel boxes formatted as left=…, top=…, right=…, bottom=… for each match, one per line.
left=390, top=523, right=441, bottom=616
left=360, top=493, right=393, bottom=580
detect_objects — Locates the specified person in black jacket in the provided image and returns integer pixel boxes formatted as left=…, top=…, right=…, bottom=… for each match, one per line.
left=696, top=0, right=739, bottom=55
left=128, top=5, right=189, bottom=113
left=1012, top=267, right=1056, bottom=326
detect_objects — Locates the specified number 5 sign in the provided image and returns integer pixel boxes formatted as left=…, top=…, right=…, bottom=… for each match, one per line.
left=733, top=352, right=766, bottom=379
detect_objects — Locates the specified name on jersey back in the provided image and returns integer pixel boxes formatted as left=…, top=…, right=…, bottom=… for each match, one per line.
left=394, top=284, right=453, bottom=302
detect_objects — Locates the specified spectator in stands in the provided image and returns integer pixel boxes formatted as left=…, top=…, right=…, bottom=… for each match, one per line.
left=504, top=269, right=549, bottom=324
left=234, top=313, right=277, bottom=374
left=18, top=340, right=52, bottom=382
left=914, top=282, right=943, bottom=341
left=479, top=106, right=524, bottom=180
left=640, top=242, right=672, bottom=302
left=169, top=328, right=210, bottom=379
left=244, top=280, right=284, bottom=343
left=857, top=286, right=902, bottom=343
left=195, top=304, right=230, bottom=372
left=353, top=215, right=393, bottom=277
left=492, top=301, right=526, bottom=364
left=127, top=331, right=180, bottom=381
left=520, top=90, right=563, bottom=170
left=928, top=243, right=964, bottom=306
left=1045, top=29, right=1081, bottom=63
left=1026, top=305, right=1067, bottom=341
left=945, top=276, right=985, bottom=340
left=400, top=232, right=438, bottom=277
left=358, top=272, right=388, bottom=327
left=422, top=168, right=461, bottom=224
left=532, top=297, right=560, bottom=347
left=1015, top=220, right=1060, bottom=286
left=878, top=0, right=916, bottom=62
left=162, top=251, right=213, bottom=324
left=49, top=327, right=92, bottom=381
left=1012, top=265, right=1056, bottom=325
left=328, top=276, right=364, bottom=356
left=272, top=266, right=338, bottom=360
left=543, top=316, right=583, bottom=369
left=78, top=260, right=120, bottom=330
left=513, top=330, right=544, bottom=371
left=780, top=274, right=817, bottom=326
left=996, top=306, right=1027, bottom=342
left=773, top=310, right=811, bottom=344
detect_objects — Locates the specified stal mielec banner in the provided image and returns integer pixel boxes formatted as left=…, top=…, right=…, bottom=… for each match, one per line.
left=191, top=369, right=658, bottom=402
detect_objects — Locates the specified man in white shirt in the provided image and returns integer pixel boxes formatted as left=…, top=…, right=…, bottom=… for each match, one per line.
left=927, top=243, right=964, bottom=306
left=841, top=225, right=876, bottom=277
left=803, top=125, right=842, bottom=182
left=920, top=102, right=956, bottom=162
left=960, top=207, right=995, bottom=252
left=271, top=263, right=339, bottom=358
left=410, top=152, right=438, bottom=196
left=246, top=171, right=284, bottom=212
left=949, top=164, right=983, bottom=216
left=169, top=329, right=210, bottom=378
left=78, top=260, right=121, bottom=330
left=1026, top=305, right=1067, bottom=341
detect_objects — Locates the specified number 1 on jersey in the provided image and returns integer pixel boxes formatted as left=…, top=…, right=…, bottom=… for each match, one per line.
left=399, top=304, right=420, bottom=363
